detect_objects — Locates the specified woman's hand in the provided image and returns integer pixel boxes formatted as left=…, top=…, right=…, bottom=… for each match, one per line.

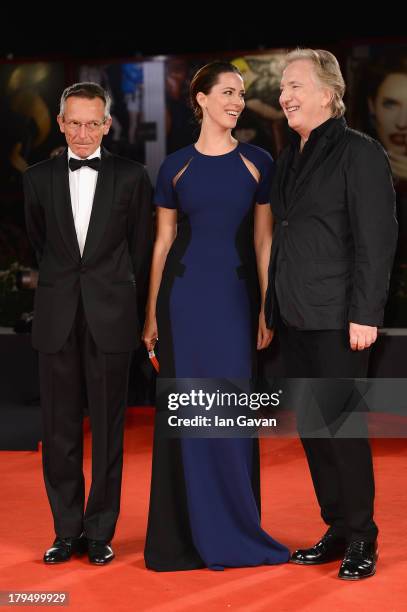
left=142, top=315, right=158, bottom=351
left=389, top=151, right=407, bottom=181
left=257, top=309, right=274, bottom=350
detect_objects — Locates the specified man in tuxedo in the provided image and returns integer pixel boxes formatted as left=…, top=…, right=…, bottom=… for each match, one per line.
left=265, top=50, right=398, bottom=580
left=24, top=82, right=152, bottom=565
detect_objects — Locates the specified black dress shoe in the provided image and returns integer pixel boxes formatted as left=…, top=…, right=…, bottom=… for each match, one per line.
left=87, top=540, right=115, bottom=565
left=43, top=535, right=87, bottom=564
left=338, top=540, right=378, bottom=580
left=291, top=530, right=347, bottom=565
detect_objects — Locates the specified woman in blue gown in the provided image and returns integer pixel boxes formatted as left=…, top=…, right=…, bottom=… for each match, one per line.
left=143, top=61, right=289, bottom=571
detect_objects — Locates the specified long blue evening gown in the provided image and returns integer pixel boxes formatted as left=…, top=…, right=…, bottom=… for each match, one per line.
left=144, top=142, right=289, bottom=571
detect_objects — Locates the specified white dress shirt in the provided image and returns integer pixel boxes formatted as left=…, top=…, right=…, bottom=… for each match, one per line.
left=68, top=146, right=100, bottom=256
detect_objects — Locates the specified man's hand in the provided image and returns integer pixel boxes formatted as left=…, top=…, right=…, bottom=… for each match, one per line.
left=349, top=322, right=378, bottom=351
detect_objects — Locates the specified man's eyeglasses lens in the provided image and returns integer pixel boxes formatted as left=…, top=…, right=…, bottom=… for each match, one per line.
left=65, top=120, right=106, bottom=132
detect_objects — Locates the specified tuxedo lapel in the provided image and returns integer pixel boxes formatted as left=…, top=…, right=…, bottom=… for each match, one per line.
left=81, top=148, right=114, bottom=263
left=52, top=150, right=81, bottom=262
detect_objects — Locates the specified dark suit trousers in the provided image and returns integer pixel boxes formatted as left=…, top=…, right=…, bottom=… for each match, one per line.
left=38, top=296, right=131, bottom=541
left=278, top=323, right=378, bottom=542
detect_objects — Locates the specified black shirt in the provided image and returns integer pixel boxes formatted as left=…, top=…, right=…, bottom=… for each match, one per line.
left=284, top=117, right=339, bottom=204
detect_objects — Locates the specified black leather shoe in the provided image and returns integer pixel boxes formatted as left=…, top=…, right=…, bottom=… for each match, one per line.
left=87, top=540, right=115, bottom=565
left=291, top=530, right=347, bottom=565
left=43, top=535, right=87, bottom=564
left=338, top=540, right=378, bottom=580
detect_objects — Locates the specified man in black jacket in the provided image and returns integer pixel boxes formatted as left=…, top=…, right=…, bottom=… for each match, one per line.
left=265, top=49, right=397, bottom=580
left=24, top=82, right=152, bottom=565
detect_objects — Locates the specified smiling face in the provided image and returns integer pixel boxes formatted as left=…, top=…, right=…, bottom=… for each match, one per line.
left=279, top=59, right=333, bottom=140
left=57, top=96, right=112, bottom=158
left=196, top=71, right=245, bottom=130
left=369, top=73, right=407, bottom=156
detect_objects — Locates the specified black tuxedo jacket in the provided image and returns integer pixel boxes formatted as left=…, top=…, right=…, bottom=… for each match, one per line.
left=265, top=118, right=398, bottom=330
left=24, top=147, right=153, bottom=353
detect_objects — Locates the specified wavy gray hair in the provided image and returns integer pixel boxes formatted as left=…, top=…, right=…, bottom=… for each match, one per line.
left=284, top=48, right=346, bottom=117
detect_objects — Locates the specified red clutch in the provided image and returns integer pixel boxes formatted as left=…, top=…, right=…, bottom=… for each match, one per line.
left=148, top=347, right=159, bottom=373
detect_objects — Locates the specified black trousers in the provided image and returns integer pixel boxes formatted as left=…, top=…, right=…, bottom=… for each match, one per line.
left=278, top=323, right=378, bottom=542
left=38, top=297, right=131, bottom=541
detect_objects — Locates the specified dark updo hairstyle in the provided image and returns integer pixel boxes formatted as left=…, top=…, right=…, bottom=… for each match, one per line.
left=189, top=61, right=243, bottom=123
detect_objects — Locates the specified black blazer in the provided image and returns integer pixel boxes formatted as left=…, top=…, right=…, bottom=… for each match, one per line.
left=24, top=147, right=153, bottom=353
left=265, top=118, right=398, bottom=330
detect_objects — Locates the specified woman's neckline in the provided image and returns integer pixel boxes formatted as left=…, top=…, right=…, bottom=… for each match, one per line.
left=192, top=141, right=240, bottom=158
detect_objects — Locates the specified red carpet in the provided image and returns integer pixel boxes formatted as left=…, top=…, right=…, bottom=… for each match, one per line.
left=0, top=408, right=406, bottom=611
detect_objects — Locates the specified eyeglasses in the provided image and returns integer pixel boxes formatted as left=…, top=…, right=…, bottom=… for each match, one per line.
left=63, top=119, right=107, bottom=132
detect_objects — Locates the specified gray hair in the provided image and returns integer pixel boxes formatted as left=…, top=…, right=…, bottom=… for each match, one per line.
left=284, top=48, right=346, bottom=117
left=59, top=82, right=112, bottom=118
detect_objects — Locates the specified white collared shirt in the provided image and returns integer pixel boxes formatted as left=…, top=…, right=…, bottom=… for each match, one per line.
left=68, top=146, right=100, bottom=256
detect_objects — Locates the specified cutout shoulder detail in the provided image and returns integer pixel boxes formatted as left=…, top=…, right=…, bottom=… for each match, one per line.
left=172, top=158, right=193, bottom=188
left=239, top=153, right=260, bottom=183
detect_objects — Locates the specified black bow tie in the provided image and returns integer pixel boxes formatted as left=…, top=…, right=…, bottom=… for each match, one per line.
left=69, top=157, right=101, bottom=172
